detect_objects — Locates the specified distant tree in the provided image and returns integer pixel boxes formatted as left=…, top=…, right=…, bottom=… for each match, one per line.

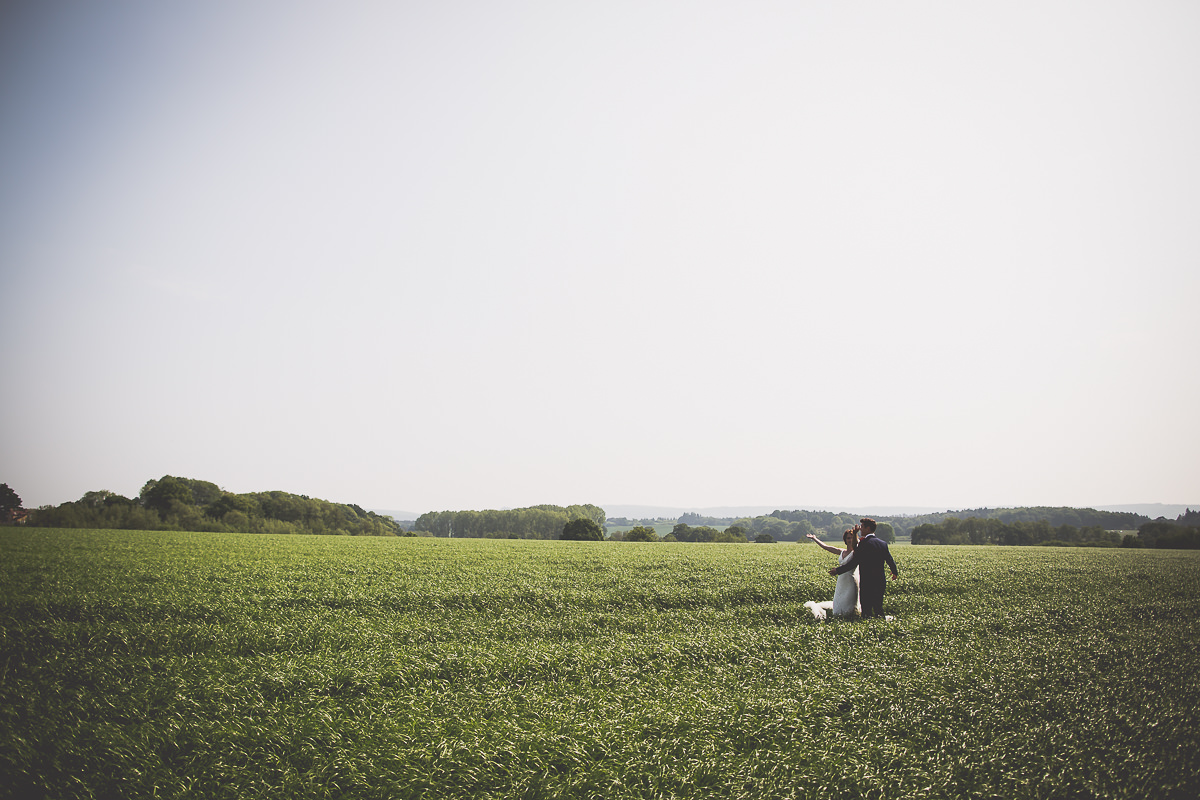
left=754, top=533, right=776, bottom=544
left=757, top=518, right=786, bottom=541
left=0, top=483, right=22, bottom=522
left=205, top=492, right=259, bottom=520
left=725, top=525, right=749, bottom=541
left=561, top=517, right=604, bottom=541
left=875, top=522, right=897, bottom=543
left=222, top=510, right=251, bottom=532
left=140, top=476, right=196, bottom=515
left=911, top=523, right=946, bottom=545
left=1139, top=520, right=1200, bottom=549
left=671, top=522, right=694, bottom=541
left=1136, top=521, right=1175, bottom=548
left=80, top=490, right=118, bottom=507
left=625, top=526, right=659, bottom=542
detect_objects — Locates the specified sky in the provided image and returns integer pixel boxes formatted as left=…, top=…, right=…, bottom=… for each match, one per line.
left=2, top=1, right=1198, bottom=516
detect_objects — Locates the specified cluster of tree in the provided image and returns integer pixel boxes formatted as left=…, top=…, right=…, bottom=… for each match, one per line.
left=666, top=523, right=750, bottom=543
left=561, top=518, right=604, bottom=541
left=607, top=506, right=1169, bottom=542
left=609, top=524, right=781, bottom=543
left=726, top=511, right=896, bottom=544
left=412, top=504, right=606, bottom=539
left=1, top=483, right=25, bottom=523
left=25, top=476, right=402, bottom=536
left=886, top=506, right=1147, bottom=537
left=730, top=506, right=1148, bottom=539
left=622, top=526, right=660, bottom=542
left=910, top=517, right=1123, bottom=546
left=1130, top=520, right=1200, bottom=549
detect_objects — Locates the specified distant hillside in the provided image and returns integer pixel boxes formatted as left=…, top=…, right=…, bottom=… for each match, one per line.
left=1095, top=504, right=1198, bottom=520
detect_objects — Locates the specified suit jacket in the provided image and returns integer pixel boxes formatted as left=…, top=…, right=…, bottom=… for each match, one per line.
left=834, top=533, right=897, bottom=583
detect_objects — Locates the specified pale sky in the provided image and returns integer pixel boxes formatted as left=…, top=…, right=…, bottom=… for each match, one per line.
left=2, top=1, right=1197, bottom=514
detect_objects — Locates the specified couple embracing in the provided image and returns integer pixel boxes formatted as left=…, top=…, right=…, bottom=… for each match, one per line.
left=804, top=518, right=898, bottom=620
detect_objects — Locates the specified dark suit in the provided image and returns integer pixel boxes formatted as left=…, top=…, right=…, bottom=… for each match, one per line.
left=834, top=533, right=897, bottom=617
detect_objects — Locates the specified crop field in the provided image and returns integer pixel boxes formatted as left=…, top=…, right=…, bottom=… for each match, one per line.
left=2, top=530, right=1198, bottom=800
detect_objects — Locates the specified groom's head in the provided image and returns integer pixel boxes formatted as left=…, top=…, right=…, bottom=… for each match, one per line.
left=859, top=518, right=877, bottom=537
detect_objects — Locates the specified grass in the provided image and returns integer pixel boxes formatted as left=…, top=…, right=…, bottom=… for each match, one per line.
left=1, top=529, right=1198, bottom=799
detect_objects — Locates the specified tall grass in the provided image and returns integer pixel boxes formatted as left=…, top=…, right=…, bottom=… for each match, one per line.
left=1, top=530, right=1197, bottom=799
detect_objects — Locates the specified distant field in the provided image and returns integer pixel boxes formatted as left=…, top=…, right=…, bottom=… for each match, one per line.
left=2, top=530, right=1198, bottom=799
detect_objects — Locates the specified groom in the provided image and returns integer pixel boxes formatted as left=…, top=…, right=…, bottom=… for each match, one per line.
left=829, top=518, right=898, bottom=618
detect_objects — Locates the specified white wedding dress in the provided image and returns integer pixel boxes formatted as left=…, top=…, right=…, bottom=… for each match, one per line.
left=804, top=550, right=860, bottom=620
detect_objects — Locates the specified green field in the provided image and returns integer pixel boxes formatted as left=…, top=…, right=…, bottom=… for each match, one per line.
left=2, top=530, right=1198, bottom=799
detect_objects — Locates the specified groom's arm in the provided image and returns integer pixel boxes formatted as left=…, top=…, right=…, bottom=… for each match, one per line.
left=831, top=549, right=860, bottom=575
left=883, top=546, right=898, bottom=578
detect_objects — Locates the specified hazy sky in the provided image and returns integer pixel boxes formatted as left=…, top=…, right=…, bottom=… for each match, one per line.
left=2, top=1, right=1197, bottom=514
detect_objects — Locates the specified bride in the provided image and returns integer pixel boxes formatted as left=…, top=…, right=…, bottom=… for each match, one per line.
left=803, top=529, right=860, bottom=620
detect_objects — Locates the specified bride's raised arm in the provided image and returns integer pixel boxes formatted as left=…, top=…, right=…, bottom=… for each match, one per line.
left=805, top=532, right=844, bottom=555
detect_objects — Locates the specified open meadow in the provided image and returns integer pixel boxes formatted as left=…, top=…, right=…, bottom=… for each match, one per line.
left=2, top=529, right=1198, bottom=799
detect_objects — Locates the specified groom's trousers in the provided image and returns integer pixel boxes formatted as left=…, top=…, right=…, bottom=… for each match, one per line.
left=859, top=576, right=885, bottom=618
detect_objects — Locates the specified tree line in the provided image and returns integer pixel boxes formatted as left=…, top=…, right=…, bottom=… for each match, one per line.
left=412, top=505, right=606, bottom=539
left=887, top=506, right=1148, bottom=536
left=667, top=506, right=1152, bottom=540
left=20, top=476, right=402, bottom=537
left=726, top=513, right=896, bottom=543
left=1129, top=517, right=1200, bottom=549
left=910, top=517, right=1122, bottom=546
left=910, top=515, right=1199, bottom=549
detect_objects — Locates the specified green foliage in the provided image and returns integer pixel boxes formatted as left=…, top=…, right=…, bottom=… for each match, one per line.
left=28, top=476, right=400, bottom=537
left=0, top=483, right=22, bottom=522
left=1137, top=520, right=1200, bottom=549
left=670, top=523, right=748, bottom=543
left=885, top=506, right=1149, bottom=537
left=561, top=517, right=604, bottom=541
left=1, top=530, right=1198, bottom=799
left=912, top=517, right=1124, bottom=546
left=140, top=476, right=222, bottom=513
left=755, top=507, right=1151, bottom=539
left=139, top=475, right=192, bottom=513
left=875, top=521, right=896, bottom=543
left=731, top=514, right=822, bottom=542
left=29, top=494, right=163, bottom=530
left=533, top=503, right=606, bottom=527
left=605, top=522, right=677, bottom=540
left=204, top=491, right=260, bottom=520
left=414, top=505, right=607, bottom=540
left=623, top=526, right=659, bottom=542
